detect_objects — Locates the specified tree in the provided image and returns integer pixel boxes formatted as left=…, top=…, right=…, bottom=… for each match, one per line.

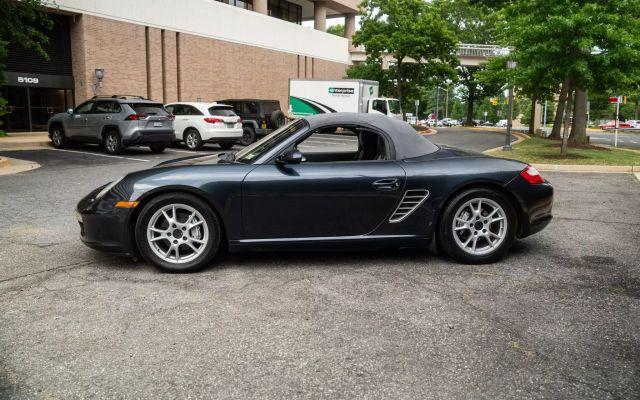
left=486, top=0, right=640, bottom=149
left=434, top=0, right=501, bottom=126
left=326, top=24, right=345, bottom=37
left=0, top=0, right=52, bottom=134
left=353, top=0, right=458, bottom=116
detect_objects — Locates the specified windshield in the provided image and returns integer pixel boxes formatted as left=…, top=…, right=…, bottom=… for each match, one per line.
left=388, top=100, right=401, bottom=115
left=235, top=119, right=306, bottom=164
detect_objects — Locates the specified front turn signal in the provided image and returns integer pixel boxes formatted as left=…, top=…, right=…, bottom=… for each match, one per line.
left=115, top=201, right=139, bottom=208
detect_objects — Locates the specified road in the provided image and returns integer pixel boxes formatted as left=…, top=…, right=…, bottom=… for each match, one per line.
left=428, top=126, right=516, bottom=152
left=1, top=131, right=639, bottom=399
left=588, top=130, right=640, bottom=149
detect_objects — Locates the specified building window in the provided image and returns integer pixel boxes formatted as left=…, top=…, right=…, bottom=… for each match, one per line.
left=217, top=0, right=254, bottom=11
left=268, top=0, right=301, bottom=24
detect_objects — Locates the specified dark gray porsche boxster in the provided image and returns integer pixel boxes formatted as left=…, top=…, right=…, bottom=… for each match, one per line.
left=77, top=113, right=553, bottom=272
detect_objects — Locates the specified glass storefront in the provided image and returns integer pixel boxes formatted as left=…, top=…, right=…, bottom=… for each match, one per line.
left=1, top=86, right=74, bottom=132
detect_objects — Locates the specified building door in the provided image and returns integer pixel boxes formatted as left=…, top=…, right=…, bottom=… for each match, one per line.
left=1, top=86, right=29, bottom=132
left=29, top=87, right=69, bottom=131
left=0, top=86, right=73, bottom=132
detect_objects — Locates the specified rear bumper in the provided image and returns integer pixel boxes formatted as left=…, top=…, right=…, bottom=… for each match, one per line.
left=123, top=130, right=175, bottom=147
left=201, top=127, right=243, bottom=142
left=505, top=178, right=554, bottom=238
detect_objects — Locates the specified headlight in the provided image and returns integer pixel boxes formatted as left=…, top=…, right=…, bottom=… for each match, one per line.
left=95, top=177, right=123, bottom=199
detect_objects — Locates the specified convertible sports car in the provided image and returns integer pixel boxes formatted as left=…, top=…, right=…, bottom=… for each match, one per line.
left=77, top=113, right=553, bottom=272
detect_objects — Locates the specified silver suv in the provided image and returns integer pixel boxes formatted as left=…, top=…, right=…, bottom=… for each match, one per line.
left=47, top=95, right=175, bottom=154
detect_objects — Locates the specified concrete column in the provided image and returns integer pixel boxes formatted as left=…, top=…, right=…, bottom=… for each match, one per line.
left=314, top=1, right=327, bottom=31
left=254, top=0, right=268, bottom=15
left=345, top=13, right=356, bottom=51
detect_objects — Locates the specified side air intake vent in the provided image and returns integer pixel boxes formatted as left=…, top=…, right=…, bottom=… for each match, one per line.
left=389, top=189, right=430, bottom=223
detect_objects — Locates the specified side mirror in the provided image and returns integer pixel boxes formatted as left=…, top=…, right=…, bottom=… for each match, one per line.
left=277, top=149, right=304, bottom=165
left=67, top=108, right=74, bottom=114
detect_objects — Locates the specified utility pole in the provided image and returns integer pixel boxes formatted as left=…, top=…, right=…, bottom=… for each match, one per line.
left=434, top=86, right=440, bottom=120
left=543, top=100, right=547, bottom=127
left=503, top=60, right=517, bottom=151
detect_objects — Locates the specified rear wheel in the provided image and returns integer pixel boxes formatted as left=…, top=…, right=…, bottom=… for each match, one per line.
left=135, top=193, right=221, bottom=273
left=149, top=145, right=166, bottom=153
left=219, top=142, right=235, bottom=150
left=184, top=128, right=203, bottom=151
left=437, top=188, right=516, bottom=264
left=240, top=127, right=256, bottom=146
left=103, top=130, right=123, bottom=155
left=269, top=110, right=286, bottom=129
left=50, top=125, right=67, bottom=148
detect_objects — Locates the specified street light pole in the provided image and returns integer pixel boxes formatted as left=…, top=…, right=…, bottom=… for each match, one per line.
left=434, top=86, right=440, bottom=120
left=503, top=60, right=517, bottom=151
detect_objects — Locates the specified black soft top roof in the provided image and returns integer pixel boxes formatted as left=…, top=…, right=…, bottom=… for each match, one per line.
left=303, top=113, right=439, bottom=160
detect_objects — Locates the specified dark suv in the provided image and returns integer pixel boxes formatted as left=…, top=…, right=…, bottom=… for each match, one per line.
left=217, top=99, right=286, bottom=145
left=47, top=95, right=175, bottom=154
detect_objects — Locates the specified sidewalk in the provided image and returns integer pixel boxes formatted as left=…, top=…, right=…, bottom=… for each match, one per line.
left=0, top=132, right=51, bottom=150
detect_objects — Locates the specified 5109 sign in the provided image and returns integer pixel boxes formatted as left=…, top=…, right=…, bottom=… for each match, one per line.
left=17, top=76, right=39, bottom=84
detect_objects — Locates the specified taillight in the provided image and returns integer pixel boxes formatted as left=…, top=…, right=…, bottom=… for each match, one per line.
left=125, top=114, right=147, bottom=120
left=204, top=117, right=223, bottom=123
left=520, top=166, right=544, bottom=184
left=167, top=114, right=175, bottom=120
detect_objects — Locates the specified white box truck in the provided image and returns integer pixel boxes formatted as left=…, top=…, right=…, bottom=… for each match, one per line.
left=288, top=79, right=403, bottom=120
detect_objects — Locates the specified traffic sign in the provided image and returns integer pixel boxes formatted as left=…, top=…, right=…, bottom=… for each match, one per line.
left=609, top=96, right=622, bottom=104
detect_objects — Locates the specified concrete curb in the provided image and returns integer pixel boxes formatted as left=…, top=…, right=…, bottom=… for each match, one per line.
left=0, top=134, right=51, bottom=150
left=420, top=128, right=437, bottom=136
left=0, top=156, right=41, bottom=176
left=482, top=131, right=529, bottom=154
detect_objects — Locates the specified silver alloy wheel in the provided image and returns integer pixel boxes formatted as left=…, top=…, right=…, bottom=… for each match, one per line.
left=146, top=203, right=209, bottom=264
left=105, top=134, right=117, bottom=152
left=185, top=131, right=197, bottom=149
left=51, top=129, right=62, bottom=146
left=451, top=197, right=507, bottom=256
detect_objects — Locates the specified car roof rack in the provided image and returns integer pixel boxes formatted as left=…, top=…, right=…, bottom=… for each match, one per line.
left=91, top=95, right=148, bottom=100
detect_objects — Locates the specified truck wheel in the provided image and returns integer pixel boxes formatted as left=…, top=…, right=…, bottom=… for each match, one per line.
left=270, top=110, right=286, bottom=129
left=240, top=127, right=256, bottom=146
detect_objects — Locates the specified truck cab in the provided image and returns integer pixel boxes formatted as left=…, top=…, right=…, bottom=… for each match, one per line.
left=367, top=98, right=403, bottom=120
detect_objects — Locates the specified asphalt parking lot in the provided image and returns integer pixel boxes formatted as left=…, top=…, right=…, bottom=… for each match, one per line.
left=1, top=131, right=639, bottom=399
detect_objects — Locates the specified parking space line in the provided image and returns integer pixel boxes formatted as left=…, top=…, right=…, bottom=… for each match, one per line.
left=165, top=149, right=222, bottom=154
left=51, top=148, right=150, bottom=162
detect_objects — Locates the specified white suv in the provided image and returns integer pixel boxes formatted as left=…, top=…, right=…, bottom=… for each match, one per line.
left=165, top=102, right=242, bottom=150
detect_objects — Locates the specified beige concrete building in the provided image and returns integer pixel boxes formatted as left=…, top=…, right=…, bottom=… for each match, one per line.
left=2, top=0, right=358, bottom=131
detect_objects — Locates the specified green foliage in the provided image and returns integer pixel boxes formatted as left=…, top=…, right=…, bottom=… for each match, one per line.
left=345, top=60, right=395, bottom=97
left=326, top=24, right=345, bottom=37
left=353, top=0, right=458, bottom=111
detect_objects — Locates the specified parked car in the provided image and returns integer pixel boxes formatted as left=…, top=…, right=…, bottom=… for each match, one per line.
left=481, top=121, right=494, bottom=127
left=598, top=120, right=631, bottom=130
left=76, top=113, right=553, bottom=273
left=164, top=102, right=242, bottom=151
left=48, top=95, right=175, bottom=154
left=217, top=99, right=286, bottom=146
left=625, top=120, right=639, bottom=128
left=495, top=119, right=508, bottom=128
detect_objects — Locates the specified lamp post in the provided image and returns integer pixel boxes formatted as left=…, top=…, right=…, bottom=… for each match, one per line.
left=92, top=68, right=104, bottom=96
left=503, top=60, right=517, bottom=151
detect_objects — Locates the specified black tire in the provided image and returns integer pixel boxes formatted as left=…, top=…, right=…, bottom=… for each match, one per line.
left=269, top=110, right=286, bottom=129
left=135, top=192, right=222, bottom=273
left=437, top=188, right=516, bottom=264
left=219, top=142, right=234, bottom=150
left=50, top=125, right=67, bottom=148
left=149, top=145, right=166, bottom=153
left=240, top=126, right=256, bottom=146
left=103, top=130, right=123, bottom=155
left=184, top=128, right=203, bottom=151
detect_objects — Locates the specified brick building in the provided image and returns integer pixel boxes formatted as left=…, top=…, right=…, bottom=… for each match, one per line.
left=1, top=0, right=358, bottom=132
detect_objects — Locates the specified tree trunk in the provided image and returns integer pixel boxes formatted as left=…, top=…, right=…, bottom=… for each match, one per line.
left=465, top=83, right=475, bottom=126
left=528, top=92, right=537, bottom=136
left=569, top=88, right=588, bottom=146
left=396, top=60, right=404, bottom=120
left=551, top=78, right=569, bottom=139
left=561, top=83, right=573, bottom=157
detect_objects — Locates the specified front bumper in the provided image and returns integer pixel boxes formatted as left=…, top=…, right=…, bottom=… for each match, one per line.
left=123, top=130, right=175, bottom=147
left=76, top=186, right=136, bottom=256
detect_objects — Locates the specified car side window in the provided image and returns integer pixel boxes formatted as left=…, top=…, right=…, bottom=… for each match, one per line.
left=294, top=126, right=390, bottom=163
left=243, top=102, right=259, bottom=114
left=93, top=101, right=121, bottom=114
left=184, top=105, right=204, bottom=116
left=165, top=105, right=175, bottom=114
left=170, top=105, right=185, bottom=115
left=74, top=102, right=94, bottom=114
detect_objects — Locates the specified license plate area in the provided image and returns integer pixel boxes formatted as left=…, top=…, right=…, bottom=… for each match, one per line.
left=226, top=123, right=235, bottom=128
left=153, top=122, right=163, bottom=127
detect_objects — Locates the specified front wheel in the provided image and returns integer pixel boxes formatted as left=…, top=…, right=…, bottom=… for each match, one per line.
left=135, top=193, right=222, bottom=272
left=50, top=126, right=67, bottom=148
left=184, top=128, right=203, bottom=151
left=437, top=188, right=516, bottom=264
left=149, top=145, right=166, bottom=153
left=218, top=142, right=235, bottom=150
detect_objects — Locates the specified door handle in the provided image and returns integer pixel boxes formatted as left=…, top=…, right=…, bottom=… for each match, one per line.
left=372, top=178, right=400, bottom=191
